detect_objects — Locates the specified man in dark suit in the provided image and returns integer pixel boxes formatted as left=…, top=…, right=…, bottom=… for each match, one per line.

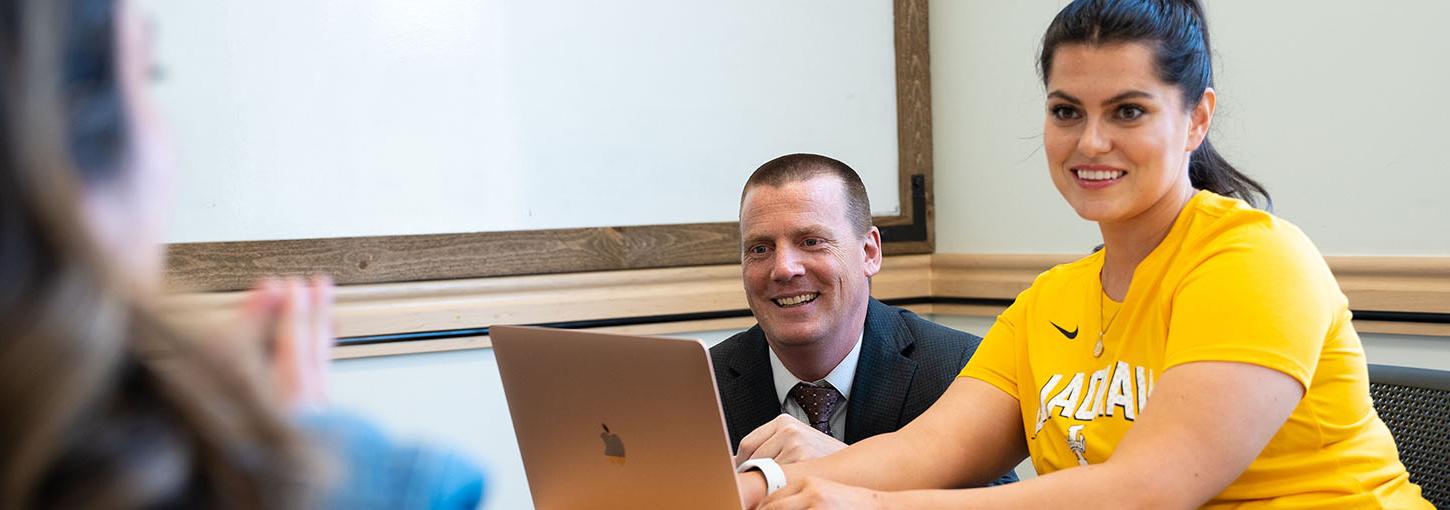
left=715, top=154, right=1015, bottom=485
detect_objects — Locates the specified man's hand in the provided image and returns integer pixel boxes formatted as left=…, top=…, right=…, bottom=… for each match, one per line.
left=735, top=414, right=846, bottom=466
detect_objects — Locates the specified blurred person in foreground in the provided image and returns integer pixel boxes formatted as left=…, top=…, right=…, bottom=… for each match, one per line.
left=0, top=0, right=483, bottom=507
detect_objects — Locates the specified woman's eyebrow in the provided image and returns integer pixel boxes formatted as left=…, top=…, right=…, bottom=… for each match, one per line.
left=1047, top=90, right=1081, bottom=104
left=1048, top=90, right=1154, bottom=106
left=1102, top=90, right=1153, bottom=105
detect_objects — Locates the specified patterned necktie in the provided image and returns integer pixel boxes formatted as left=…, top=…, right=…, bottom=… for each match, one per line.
left=788, top=382, right=843, bottom=435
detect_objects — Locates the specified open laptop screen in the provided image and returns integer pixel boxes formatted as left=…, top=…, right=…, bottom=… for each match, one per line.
left=492, top=326, right=742, bottom=509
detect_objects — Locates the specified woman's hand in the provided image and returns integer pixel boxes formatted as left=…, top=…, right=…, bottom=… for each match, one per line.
left=758, top=477, right=891, bottom=509
left=238, top=275, right=335, bottom=410
left=738, top=471, right=768, bottom=509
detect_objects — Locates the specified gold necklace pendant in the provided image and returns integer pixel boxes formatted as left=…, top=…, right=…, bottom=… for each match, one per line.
left=1093, top=333, right=1105, bottom=358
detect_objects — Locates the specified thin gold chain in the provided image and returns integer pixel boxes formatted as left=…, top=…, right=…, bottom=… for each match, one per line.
left=1096, top=286, right=1121, bottom=358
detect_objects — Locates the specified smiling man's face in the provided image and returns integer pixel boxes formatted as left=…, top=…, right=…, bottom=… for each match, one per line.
left=739, top=175, right=881, bottom=352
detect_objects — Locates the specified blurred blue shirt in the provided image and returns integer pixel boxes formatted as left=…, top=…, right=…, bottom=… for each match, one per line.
left=299, top=411, right=486, bottom=509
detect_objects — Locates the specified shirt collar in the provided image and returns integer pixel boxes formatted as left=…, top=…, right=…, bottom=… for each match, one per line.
left=767, top=331, right=864, bottom=405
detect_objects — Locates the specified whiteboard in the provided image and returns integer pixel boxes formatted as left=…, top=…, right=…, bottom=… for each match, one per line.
left=140, top=0, right=902, bottom=243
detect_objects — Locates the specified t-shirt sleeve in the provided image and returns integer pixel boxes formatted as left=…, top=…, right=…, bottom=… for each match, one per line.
left=959, top=285, right=1033, bottom=401
left=1163, top=222, right=1340, bottom=390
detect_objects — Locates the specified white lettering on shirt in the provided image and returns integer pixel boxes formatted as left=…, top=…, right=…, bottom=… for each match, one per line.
left=1046, top=373, right=1085, bottom=419
left=1105, top=361, right=1135, bottom=420
left=1038, top=363, right=1155, bottom=425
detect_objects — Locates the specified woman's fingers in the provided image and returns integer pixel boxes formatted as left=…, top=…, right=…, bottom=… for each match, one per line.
left=305, top=274, right=334, bottom=403
left=232, top=275, right=336, bottom=410
left=273, top=278, right=306, bottom=405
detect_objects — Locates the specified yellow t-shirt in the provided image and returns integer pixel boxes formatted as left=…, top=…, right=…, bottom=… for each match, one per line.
left=961, top=191, right=1430, bottom=509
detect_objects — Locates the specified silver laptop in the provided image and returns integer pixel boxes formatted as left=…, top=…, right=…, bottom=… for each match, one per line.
left=491, top=325, right=742, bottom=509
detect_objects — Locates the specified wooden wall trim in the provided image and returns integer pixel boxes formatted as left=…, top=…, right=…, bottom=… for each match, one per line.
left=1324, top=256, right=1450, bottom=315
left=157, top=253, right=1448, bottom=359
left=930, top=253, right=1450, bottom=313
left=930, top=253, right=1450, bottom=337
left=892, top=0, right=934, bottom=250
left=165, top=223, right=742, bottom=292
left=930, top=253, right=1077, bottom=300
left=157, top=255, right=934, bottom=343
left=331, top=304, right=937, bottom=359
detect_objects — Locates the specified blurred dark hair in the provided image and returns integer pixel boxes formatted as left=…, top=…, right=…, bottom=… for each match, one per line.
left=61, top=0, right=128, bottom=183
left=741, top=153, right=873, bottom=236
left=1039, top=0, right=1271, bottom=209
left=0, top=0, right=317, bottom=507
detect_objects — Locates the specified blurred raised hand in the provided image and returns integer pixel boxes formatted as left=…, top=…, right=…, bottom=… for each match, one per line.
left=237, top=275, right=336, bottom=410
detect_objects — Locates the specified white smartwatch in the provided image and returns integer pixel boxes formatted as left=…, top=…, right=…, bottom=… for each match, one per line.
left=737, top=458, right=787, bottom=495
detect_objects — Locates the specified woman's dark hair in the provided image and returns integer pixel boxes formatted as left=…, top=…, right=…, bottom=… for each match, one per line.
left=61, top=0, right=128, bottom=183
left=1039, top=0, right=1271, bottom=209
left=0, top=0, right=319, bottom=507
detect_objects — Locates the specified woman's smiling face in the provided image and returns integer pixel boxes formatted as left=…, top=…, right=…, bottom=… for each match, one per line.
left=1043, top=42, right=1211, bottom=226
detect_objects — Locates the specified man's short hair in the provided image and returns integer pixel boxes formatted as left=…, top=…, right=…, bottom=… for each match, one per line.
left=740, top=153, right=873, bottom=236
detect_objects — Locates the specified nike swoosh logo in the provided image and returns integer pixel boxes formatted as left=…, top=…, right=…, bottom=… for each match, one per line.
left=1051, top=322, right=1079, bottom=340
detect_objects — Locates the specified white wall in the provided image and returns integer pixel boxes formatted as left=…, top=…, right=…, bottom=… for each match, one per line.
left=929, top=0, right=1450, bottom=255
left=141, top=0, right=901, bottom=243
left=931, top=0, right=1085, bottom=252
left=330, top=349, right=523, bottom=509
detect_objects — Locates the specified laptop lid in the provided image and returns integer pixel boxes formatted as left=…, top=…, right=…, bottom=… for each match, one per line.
left=491, top=325, right=742, bottom=510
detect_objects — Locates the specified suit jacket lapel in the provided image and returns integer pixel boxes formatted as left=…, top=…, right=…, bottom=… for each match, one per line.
left=844, top=299, right=919, bottom=443
left=720, top=327, right=785, bottom=450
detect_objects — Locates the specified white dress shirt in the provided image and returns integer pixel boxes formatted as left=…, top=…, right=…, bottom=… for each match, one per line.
left=766, top=333, right=864, bottom=441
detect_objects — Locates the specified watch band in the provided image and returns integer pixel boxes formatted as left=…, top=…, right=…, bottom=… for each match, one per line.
left=737, top=458, right=787, bottom=495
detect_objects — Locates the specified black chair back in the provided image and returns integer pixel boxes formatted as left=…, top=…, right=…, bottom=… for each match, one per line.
left=1367, top=363, right=1450, bottom=508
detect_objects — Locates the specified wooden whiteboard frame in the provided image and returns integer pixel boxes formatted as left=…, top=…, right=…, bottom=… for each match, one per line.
left=165, top=0, right=934, bottom=292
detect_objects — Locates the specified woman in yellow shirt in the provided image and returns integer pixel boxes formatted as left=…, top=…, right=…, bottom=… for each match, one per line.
left=736, top=0, right=1431, bottom=507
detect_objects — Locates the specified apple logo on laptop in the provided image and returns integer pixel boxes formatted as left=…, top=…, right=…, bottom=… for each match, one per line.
left=601, top=423, right=626, bottom=464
